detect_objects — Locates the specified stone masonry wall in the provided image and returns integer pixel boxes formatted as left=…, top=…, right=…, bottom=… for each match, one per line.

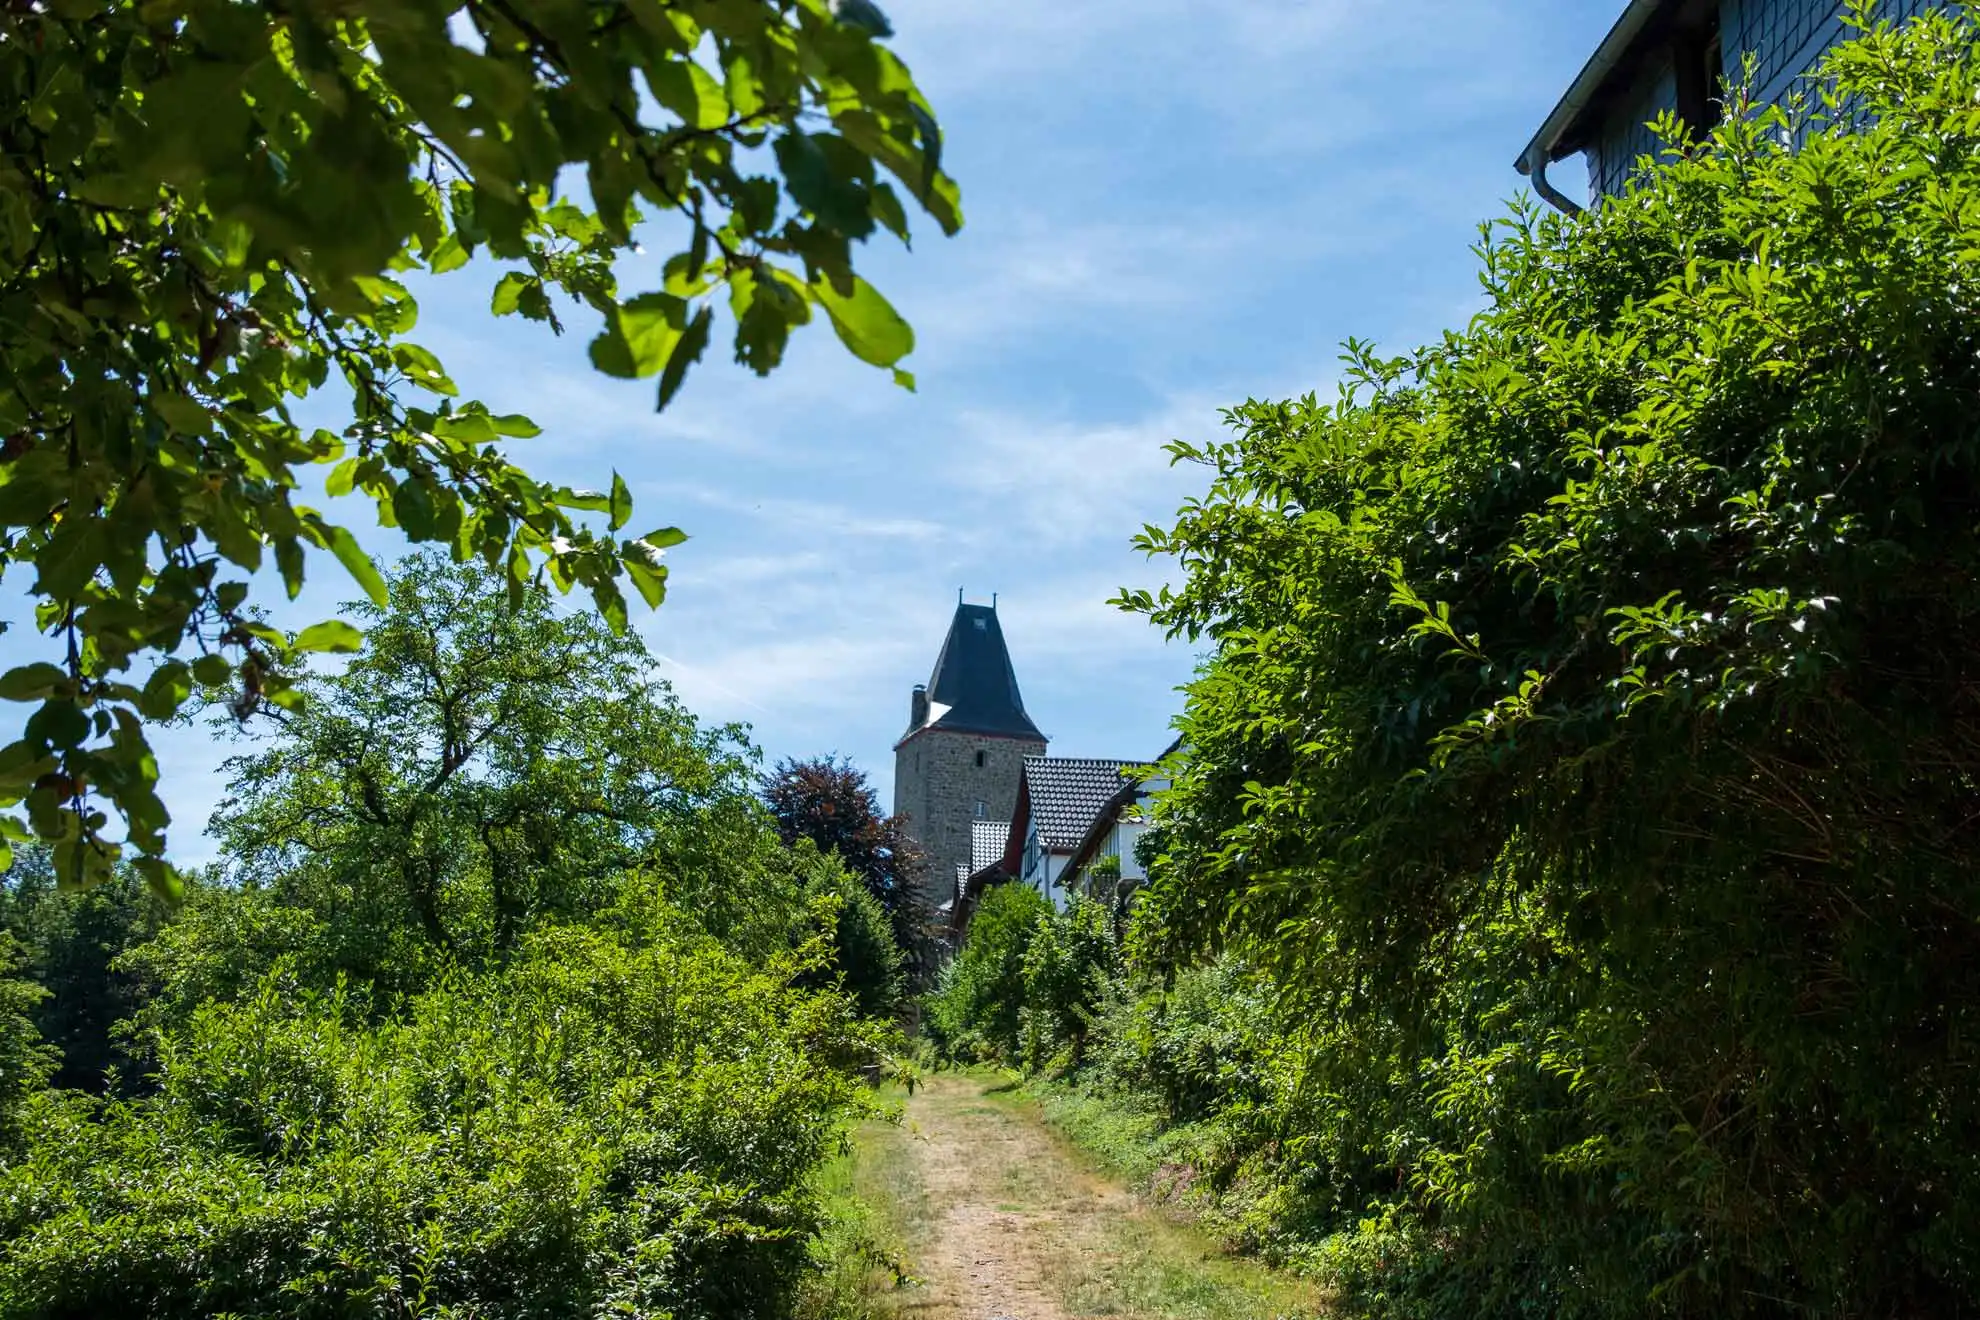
left=893, top=730, right=1042, bottom=908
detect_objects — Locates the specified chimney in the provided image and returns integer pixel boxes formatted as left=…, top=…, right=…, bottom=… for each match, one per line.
left=909, top=684, right=928, bottom=730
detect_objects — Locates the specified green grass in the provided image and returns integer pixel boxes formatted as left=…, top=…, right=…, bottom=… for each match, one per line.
left=1061, top=1250, right=1317, bottom=1320
left=797, top=1092, right=922, bottom=1320
left=1003, top=1071, right=1169, bottom=1186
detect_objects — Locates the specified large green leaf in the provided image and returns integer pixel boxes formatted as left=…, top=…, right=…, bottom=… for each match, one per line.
left=591, top=293, right=689, bottom=379
left=610, top=473, right=633, bottom=531
left=294, top=621, right=365, bottom=654
left=315, top=522, right=389, bottom=606
left=812, top=274, right=914, bottom=368
left=0, top=665, right=70, bottom=703
left=657, top=306, right=713, bottom=411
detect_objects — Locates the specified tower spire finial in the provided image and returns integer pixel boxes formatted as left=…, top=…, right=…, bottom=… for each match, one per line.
left=958, top=586, right=964, bottom=605
left=992, top=591, right=998, bottom=609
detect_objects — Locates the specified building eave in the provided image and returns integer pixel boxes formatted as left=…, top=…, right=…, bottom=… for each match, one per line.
left=1061, top=780, right=1142, bottom=887
left=1516, top=0, right=1678, bottom=176
left=948, top=859, right=1008, bottom=941
left=1002, top=780, right=1029, bottom=873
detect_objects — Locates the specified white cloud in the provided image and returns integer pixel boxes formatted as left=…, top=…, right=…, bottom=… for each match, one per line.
left=896, top=215, right=1278, bottom=366
left=884, top=0, right=1534, bottom=160
left=938, top=396, right=1221, bottom=546
left=668, top=549, right=833, bottom=592
left=648, top=483, right=949, bottom=543
left=882, top=0, right=1366, bottom=95
left=654, top=631, right=920, bottom=720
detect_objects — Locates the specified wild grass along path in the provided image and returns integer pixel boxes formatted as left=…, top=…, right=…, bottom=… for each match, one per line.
left=841, top=1072, right=1323, bottom=1320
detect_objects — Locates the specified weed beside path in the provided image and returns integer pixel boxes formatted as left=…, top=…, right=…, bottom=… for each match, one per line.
left=835, top=1071, right=1325, bottom=1320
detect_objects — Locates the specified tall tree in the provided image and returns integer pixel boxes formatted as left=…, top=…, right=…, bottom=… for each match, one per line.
left=211, top=550, right=750, bottom=979
left=0, top=930, right=54, bottom=1152
left=0, top=0, right=962, bottom=888
left=761, top=756, right=928, bottom=963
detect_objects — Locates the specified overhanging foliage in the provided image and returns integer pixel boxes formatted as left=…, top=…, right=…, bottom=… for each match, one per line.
left=0, top=0, right=959, bottom=887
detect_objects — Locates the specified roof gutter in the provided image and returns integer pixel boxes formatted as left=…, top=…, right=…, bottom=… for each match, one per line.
left=1519, top=142, right=1584, bottom=218
left=1515, top=0, right=1674, bottom=215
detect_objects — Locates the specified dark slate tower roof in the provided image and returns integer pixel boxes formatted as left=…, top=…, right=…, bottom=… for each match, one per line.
left=902, top=602, right=1045, bottom=743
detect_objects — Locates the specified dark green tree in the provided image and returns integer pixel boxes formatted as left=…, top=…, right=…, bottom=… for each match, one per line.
left=0, top=847, right=167, bottom=1091
left=0, top=0, right=962, bottom=888
left=1124, top=8, right=1980, bottom=1316
left=0, top=932, right=54, bottom=1151
left=797, top=854, right=906, bottom=1021
left=762, top=756, right=930, bottom=971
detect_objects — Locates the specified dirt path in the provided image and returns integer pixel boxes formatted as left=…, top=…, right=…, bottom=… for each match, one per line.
left=849, top=1073, right=1323, bottom=1320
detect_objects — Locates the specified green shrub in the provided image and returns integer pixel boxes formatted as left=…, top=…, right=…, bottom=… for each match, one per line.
left=1018, top=897, right=1119, bottom=1070
left=1087, top=956, right=1271, bottom=1126
left=0, top=559, right=918, bottom=1319
left=0, top=896, right=890, bottom=1319
left=927, top=890, right=1120, bottom=1069
left=923, top=882, right=1051, bottom=1062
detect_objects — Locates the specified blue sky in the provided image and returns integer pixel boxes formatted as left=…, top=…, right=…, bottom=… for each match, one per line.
left=57, top=1, right=1626, bottom=859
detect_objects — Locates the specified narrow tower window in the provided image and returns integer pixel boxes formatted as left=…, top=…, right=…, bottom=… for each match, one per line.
left=974, top=750, right=986, bottom=768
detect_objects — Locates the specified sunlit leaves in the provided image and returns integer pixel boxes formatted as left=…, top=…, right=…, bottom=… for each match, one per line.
left=307, top=522, right=388, bottom=607
left=609, top=474, right=633, bottom=532
left=0, top=887, right=899, bottom=1313
left=390, top=344, right=456, bottom=396
left=644, top=61, right=731, bottom=131
left=139, top=664, right=192, bottom=720
left=657, top=306, right=714, bottom=411
left=0, top=0, right=961, bottom=881
left=291, top=621, right=364, bottom=654
left=813, top=273, right=914, bottom=367
left=588, top=293, right=690, bottom=378
left=622, top=528, right=682, bottom=608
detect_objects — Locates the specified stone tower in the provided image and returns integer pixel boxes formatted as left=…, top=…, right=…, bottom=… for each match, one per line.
left=893, top=599, right=1047, bottom=903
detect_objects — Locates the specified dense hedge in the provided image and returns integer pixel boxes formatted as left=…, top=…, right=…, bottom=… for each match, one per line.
left=1016, top=8, right=1980, bottom=1318
left=0, top=903, right=887, bottom=1319
left=923, top=882, right=1051, bottom=1063
left=925, top=886, right=1122, bottom=1071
